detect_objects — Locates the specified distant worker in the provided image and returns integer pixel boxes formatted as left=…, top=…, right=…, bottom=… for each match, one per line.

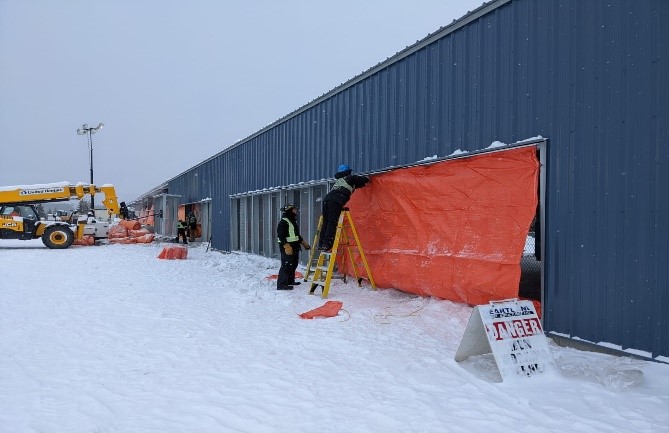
left=176, top=220, right=188, bottom=244
left=317, top=164, right=370, bottom=252
left=276, top=204, right=310, bottom=290
left=119, top=202, right=130, bottom=220
left=187, top=211, right=197, bottom=242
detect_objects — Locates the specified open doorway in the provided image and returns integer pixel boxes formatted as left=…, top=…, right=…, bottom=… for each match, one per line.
left=178, top=200, right=212, bottom=244
left=518, top=142, right=545, bottom=307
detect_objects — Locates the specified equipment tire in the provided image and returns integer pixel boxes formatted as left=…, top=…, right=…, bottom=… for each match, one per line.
left=42, top=225, right=75, bottom=249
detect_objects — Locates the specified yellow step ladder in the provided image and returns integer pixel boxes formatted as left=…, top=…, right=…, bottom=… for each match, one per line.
left=304, top=208, right=376, bottom=298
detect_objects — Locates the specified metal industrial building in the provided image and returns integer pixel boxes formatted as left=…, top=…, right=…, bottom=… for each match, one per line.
left=133, top=0, right=668, bottom=359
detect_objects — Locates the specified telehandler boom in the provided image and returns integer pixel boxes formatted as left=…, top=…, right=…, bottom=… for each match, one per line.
left=0, top=182, right=120, bottom=249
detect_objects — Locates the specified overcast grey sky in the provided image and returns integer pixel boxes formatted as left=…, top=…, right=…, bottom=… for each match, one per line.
left=0, top=0, right=483, bottom=203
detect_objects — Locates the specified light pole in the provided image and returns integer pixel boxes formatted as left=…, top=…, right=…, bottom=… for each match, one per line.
left=77, top=123, right=104, bottom=211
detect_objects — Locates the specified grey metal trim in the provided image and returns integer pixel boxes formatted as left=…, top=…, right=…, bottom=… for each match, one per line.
left=357, top=138, right=543, bottom=177
left=547, top=332, right=668, bottom=365
left=537, top=139, right=547, bottom=326
left=229, top=179, right=332, bottom=198
left=230, top=137, right=545, bottom=199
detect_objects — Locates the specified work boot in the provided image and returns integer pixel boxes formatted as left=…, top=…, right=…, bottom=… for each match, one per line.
left=277, top=285, right=294, bottom=290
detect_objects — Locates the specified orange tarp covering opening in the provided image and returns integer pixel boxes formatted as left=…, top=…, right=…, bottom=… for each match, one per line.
left=142, top=206, right=154, bottom=226
left=347, top=146, right=539, bottom=306
left=299, top=301, right=343, bottom=319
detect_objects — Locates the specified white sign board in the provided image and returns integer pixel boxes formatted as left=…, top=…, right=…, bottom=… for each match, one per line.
left=455, top=299, right=555, bottom=380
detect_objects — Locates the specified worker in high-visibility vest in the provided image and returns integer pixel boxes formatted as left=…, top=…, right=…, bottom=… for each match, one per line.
left=318, top=164, right=370, bottom=251
left=176, top=220, right=188, bottom=244
left=276, top=204, right=310, bottom=290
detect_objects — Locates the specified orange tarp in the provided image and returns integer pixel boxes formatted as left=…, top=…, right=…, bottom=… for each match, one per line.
left=299, top=301, right=343, bottom=319
left=348, top=146, right=539, bottom=305
left=265, top=271, right=304, bottom=281
left=157, top=246, right=188, bottom=260
left=142, top=206, right=154, bottom=226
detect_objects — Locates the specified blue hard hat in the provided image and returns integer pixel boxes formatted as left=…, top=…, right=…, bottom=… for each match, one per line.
left=337, top=164, right=351, bottom=173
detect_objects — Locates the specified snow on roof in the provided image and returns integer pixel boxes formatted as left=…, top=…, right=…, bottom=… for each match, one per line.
left=0, top=181, right=70, bottom=192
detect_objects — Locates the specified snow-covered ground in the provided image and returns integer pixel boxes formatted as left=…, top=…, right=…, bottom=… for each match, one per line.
left=1, top=239, right=667, bottom=433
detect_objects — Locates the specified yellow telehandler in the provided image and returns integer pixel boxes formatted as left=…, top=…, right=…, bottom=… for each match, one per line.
left=0, top=182, right=120, bottom=249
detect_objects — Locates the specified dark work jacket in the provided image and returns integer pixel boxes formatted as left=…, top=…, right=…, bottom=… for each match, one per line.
left=120, top=204, right=129, bottom=219
left=324, top=171, right=370, bottom=206
left=276, top=212, right=304, bottom=249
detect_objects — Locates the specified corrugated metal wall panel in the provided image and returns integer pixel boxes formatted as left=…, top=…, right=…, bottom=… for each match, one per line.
left=538, top=0, right=669, bottom=356
left=161, top=0, right=668, bottom=357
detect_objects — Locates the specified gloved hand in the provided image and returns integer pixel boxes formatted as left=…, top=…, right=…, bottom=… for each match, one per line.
left=301, top=240, right=311, bottom=250
left=283, top=243, right=293, bottom=255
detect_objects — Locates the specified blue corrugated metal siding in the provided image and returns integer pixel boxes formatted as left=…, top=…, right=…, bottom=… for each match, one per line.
left=537, top=0, right=669, bottom=357
left=163, top=0, right=668, bottom=357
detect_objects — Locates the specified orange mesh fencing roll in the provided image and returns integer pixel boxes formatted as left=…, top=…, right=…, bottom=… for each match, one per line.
left=347, top=146, right=539, bottom=305
left=108, top=225, right=128, bottom=239
left=109, top=237, right=136, bottom=244
left=73, top=235, right=95, bottom=246
left=134, top=233, right=154, bottom=243
left=120, top=219, right=141, bottom=230
left=129, top=228, right=151, bottom=237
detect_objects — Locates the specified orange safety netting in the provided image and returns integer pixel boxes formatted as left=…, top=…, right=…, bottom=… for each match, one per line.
left=299, top=301, right=343, bottom=319
left=347, top=146, right=539, bottom=306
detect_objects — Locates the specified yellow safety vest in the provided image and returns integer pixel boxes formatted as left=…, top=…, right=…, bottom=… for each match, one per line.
left=278, top=217, right=300, bottom=242
left=333, top=177, right=353, bottom=192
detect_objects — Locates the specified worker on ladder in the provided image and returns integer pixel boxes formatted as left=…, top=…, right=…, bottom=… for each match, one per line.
left=317, top=164, right=370, bottom=252
left=276, top=204, right=311, bottom=290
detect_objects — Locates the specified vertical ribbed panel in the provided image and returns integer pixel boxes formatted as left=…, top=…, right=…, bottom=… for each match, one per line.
left=163, top=0, right=669, bottom=357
